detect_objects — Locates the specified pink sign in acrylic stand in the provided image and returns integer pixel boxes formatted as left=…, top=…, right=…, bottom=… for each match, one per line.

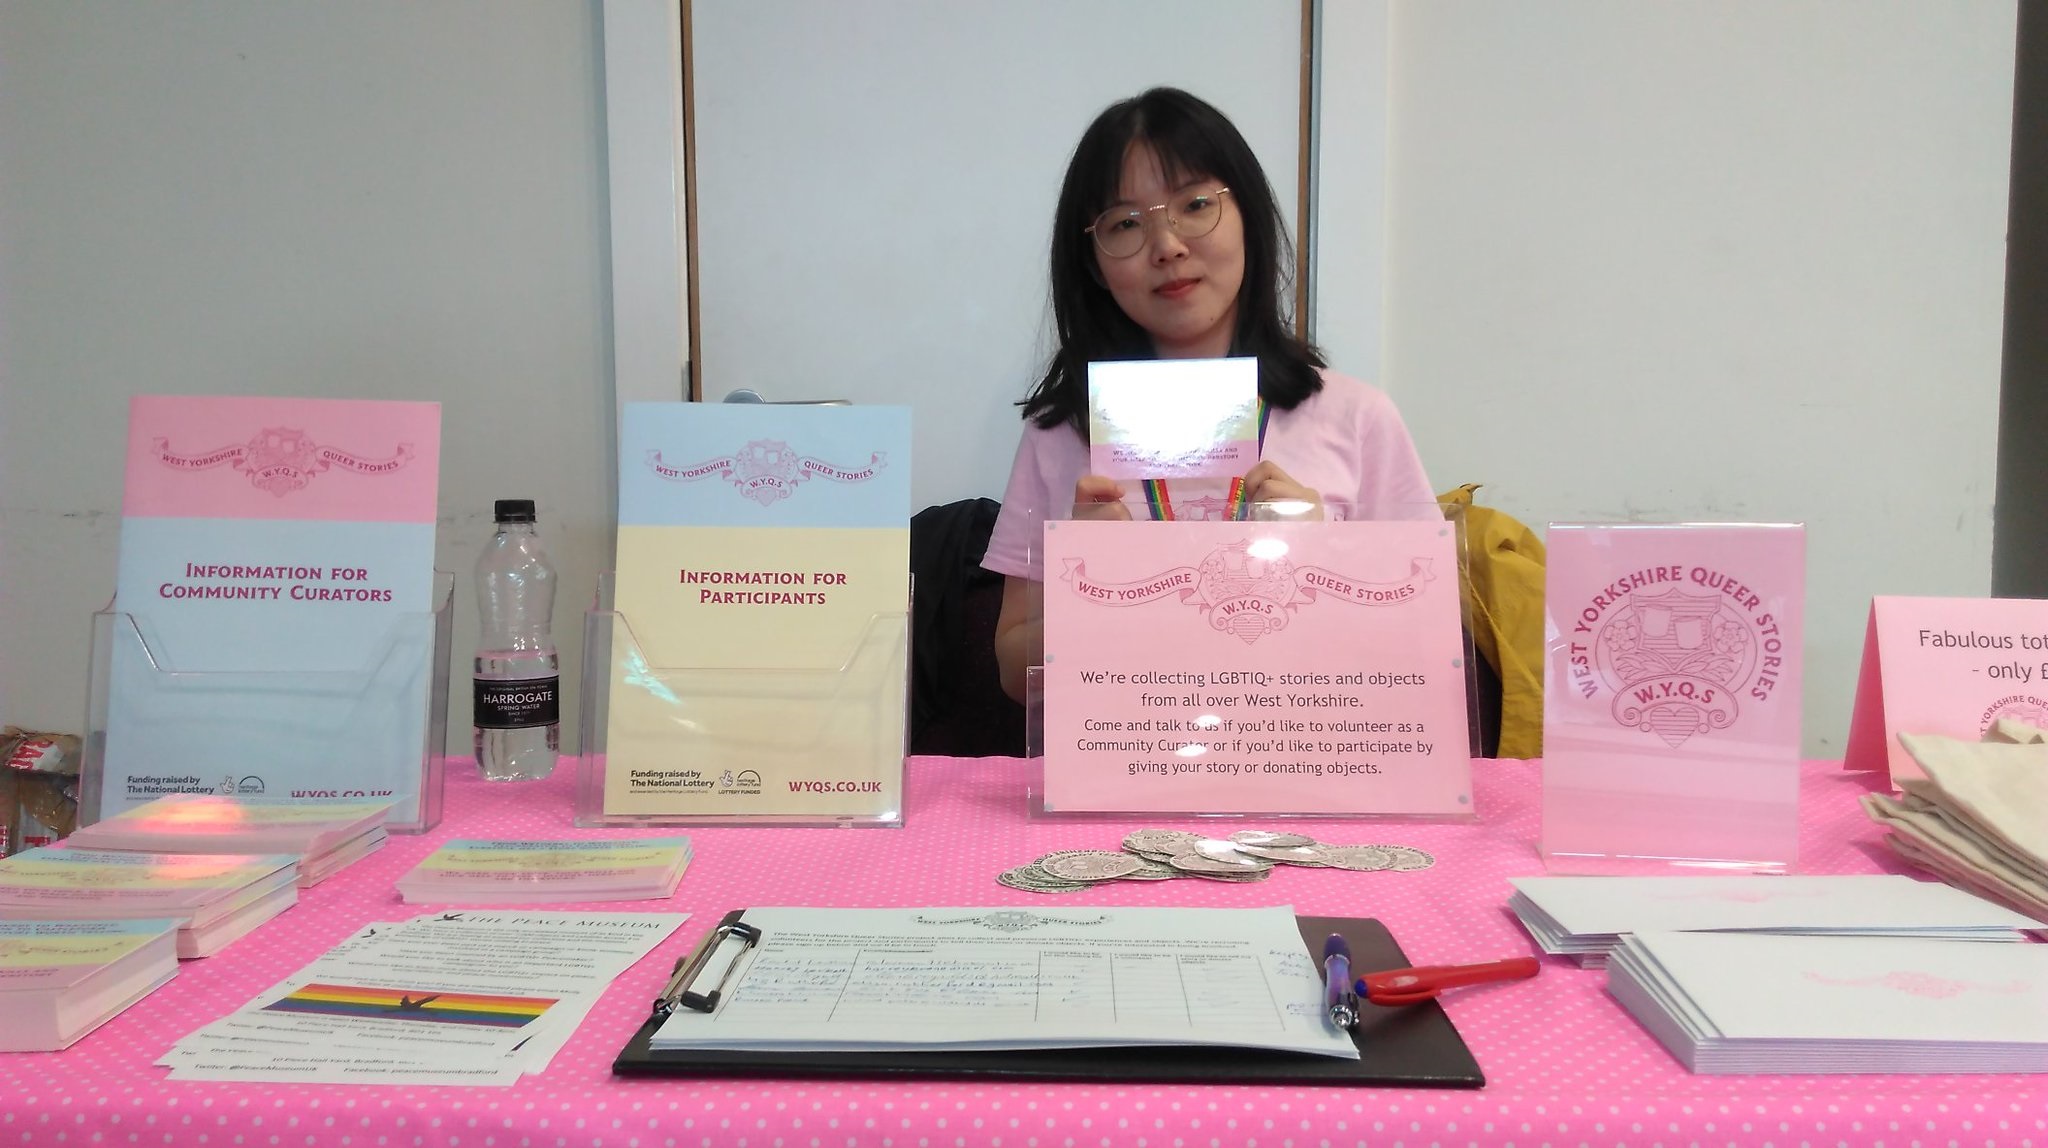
left=1540, top=523, right=1805, bottom=873
left=1842, top=595, right=2048, bottom=785
left=1037, top=517, right=1474, bottom=817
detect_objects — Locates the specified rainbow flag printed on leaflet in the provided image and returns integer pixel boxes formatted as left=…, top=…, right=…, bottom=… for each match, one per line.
left=262, top=983, right=556, bottom=1028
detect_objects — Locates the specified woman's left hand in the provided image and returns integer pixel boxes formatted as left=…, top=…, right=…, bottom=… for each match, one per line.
left=1241, top=460, right=1325, bottom=521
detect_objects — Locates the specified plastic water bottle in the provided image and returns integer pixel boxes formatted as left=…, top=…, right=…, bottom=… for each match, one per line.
left=473, top=499, right=559, bottom=781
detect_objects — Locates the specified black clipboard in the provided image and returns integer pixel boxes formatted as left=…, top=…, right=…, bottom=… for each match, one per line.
left=612, top=911, right=1485, bottom=1088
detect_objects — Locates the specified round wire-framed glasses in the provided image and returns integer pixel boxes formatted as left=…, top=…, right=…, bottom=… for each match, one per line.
left=1085, top=187, right=1232, bottom=259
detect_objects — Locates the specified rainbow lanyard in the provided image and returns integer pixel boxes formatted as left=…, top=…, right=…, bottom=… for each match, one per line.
left=1140, top=399, right=1270, bottom=522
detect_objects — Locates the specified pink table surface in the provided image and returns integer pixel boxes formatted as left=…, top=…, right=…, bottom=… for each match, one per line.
left=4, top=758, right=2043, bottom=1148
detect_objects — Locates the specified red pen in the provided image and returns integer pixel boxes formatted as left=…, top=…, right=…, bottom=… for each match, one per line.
left=1354, top=956, right=1539, bottom=1006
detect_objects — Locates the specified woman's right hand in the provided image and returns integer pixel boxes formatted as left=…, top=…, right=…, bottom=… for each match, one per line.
left=1072, top=474, right=1132, bottom=521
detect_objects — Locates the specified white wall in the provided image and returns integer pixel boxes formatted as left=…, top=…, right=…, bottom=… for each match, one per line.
left=0, top=1, right=616, bottom=750
left=687, top=0, right=1307, bottom=513
left=1383, top=1, right=2016, bottom=754
left=0, top=0, right=2018, bottom=762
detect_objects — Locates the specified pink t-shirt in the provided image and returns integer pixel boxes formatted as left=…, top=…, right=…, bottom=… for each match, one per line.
left=982, top=369, right=1437, bottom=581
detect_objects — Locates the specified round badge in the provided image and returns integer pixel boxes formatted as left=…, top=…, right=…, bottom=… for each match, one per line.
left=1039, top=850, right=1144, bottom=882
left=998, top=867, right=1088, bottom=894
left=1377, top=845, right=1435, bottom=871
left=1170, top=852, right=1274, bottom=874
left=1123, top=829, right=1204, bottom=855
left=1231, top=843, right=1327, bottom=865
left=1228, top=830, right=1319, bottom=849
left=1315, top=844, right=1397, bottom=872
left=1188, top=838, right=1262, bottom=865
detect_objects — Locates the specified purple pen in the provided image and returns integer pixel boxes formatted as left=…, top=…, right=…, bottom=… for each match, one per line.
left=1321, top=933, right=1357, bottom=1030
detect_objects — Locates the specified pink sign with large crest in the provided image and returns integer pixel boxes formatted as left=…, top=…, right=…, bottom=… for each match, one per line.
left=1541, top=523, right=1805, bottom=872
left=1039, top=519, right=1472, bottom=815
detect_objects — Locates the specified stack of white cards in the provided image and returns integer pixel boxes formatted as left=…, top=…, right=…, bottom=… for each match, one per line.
left=1509, top=875, right=2042, bottom=965
left=1607, top=931, right=2048, bottom=1074
left=0, top=848, right=299, bottom=959
left=395, top=837, right=692, bottom=904
left=0, top=919, right=181, bottom=1051
left=160, top=910, right=687, bottom=1084
left=66, top=795, right=392, bottom=888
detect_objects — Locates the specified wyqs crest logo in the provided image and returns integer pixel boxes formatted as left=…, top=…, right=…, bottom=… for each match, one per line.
left=1061, top=539, right=1433, bottom=645
left=154, top=428, right=414, bottom=497
left=645, top=441, right=884, bottom=507
left=1565, top=566, right=1789, bottom=747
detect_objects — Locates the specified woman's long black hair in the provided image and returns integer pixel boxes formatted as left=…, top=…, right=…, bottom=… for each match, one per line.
left=1021, top=87, right=1323, bottom=434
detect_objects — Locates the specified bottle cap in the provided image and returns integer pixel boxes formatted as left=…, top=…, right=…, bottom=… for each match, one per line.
left=493, top=499, right=537, bottom=523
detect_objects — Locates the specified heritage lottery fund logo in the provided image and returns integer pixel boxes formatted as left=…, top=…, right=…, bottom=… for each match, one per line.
left=1565, top=565, right=1788, bottom=747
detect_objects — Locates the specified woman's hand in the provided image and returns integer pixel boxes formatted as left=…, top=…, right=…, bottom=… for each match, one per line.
left=1241, top=460, right=1324, bottom=520
left=992, top=576, right=1045, bottom=704
left=1072, top=474, right=1133, bottom=521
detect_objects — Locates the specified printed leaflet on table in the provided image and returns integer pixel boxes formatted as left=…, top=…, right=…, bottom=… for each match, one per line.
left=0, top=919, right=181, bottom=1052
left=106, top=397, right=441, bottom=824
left=606, top=403, right=910, bottom=819
left=159, top=910, right=687, bottom=1084
left=396, top=837, right=693, bottom=903
left=0, top=848, right=298, bottom=958
left=1039, top=518, right=1471, bottom=815
left=651, top=904, right=1356, bottom=1058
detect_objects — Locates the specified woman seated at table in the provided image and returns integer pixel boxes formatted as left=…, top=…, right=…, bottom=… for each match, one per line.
left=981, top=86, right=1437, bottom=703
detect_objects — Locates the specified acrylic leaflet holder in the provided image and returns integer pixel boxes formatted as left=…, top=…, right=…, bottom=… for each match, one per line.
left=1539, top=522, right=1806, bottom=873
left=575, top=572, right=907, bottom=828
left=80, top=571, right=452, bottom=834
left=1025, top=503, right=1481, bottom=820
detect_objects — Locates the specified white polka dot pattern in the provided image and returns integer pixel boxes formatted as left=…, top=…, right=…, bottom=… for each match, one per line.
left=0, top=758, right=2039, bottom=1148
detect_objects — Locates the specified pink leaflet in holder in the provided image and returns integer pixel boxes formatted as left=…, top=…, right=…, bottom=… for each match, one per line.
left=1086, top=358, right=1259, bottom=480
left=1539, top=523, right=1806, bottom=874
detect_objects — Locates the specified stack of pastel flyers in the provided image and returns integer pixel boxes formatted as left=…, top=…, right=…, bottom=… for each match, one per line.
left=0, top=848, right=299, bottom=958
left=395, top=837, right=693, bottom=904
left=1606, top=931, right=2048, bottom=1074
left=1509, top=875, right=2042, bottom=966
left=65, top=795, right=392, bottom=888
left=0, top=919, right=181, bottom=1051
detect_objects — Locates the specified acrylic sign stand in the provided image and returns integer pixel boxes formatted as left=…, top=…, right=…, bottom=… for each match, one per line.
left=1540, top=523, right=1805, bottom=873
left=79, top=571, right=453, bottom=834
left=1025, top=503, right=1479, bottom=820
left=574, top=572, right=906, bottom=828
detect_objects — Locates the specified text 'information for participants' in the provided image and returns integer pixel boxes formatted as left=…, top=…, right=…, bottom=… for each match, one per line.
left=1039, top=518, right=1472, bottom=815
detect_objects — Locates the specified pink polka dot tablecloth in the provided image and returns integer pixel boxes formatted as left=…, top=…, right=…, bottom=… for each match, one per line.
left=3, top=757, right=2043, bottom=1148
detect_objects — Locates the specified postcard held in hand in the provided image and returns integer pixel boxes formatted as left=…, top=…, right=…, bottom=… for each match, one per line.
left=1087, top=358, right=1258, bottom=480
left=607, top=403, right=910, bottom=820
left=105, top=396, right=441, bottom=823
left=1842, top=596, right=2048, bottom=784
left=1540, top=524, right=1805, bottom=872
left=1039, top=518, right=1471, bottom=815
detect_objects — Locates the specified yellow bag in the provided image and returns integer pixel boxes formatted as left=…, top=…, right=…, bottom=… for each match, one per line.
left=1438, top=485, right=1546, bottom=759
